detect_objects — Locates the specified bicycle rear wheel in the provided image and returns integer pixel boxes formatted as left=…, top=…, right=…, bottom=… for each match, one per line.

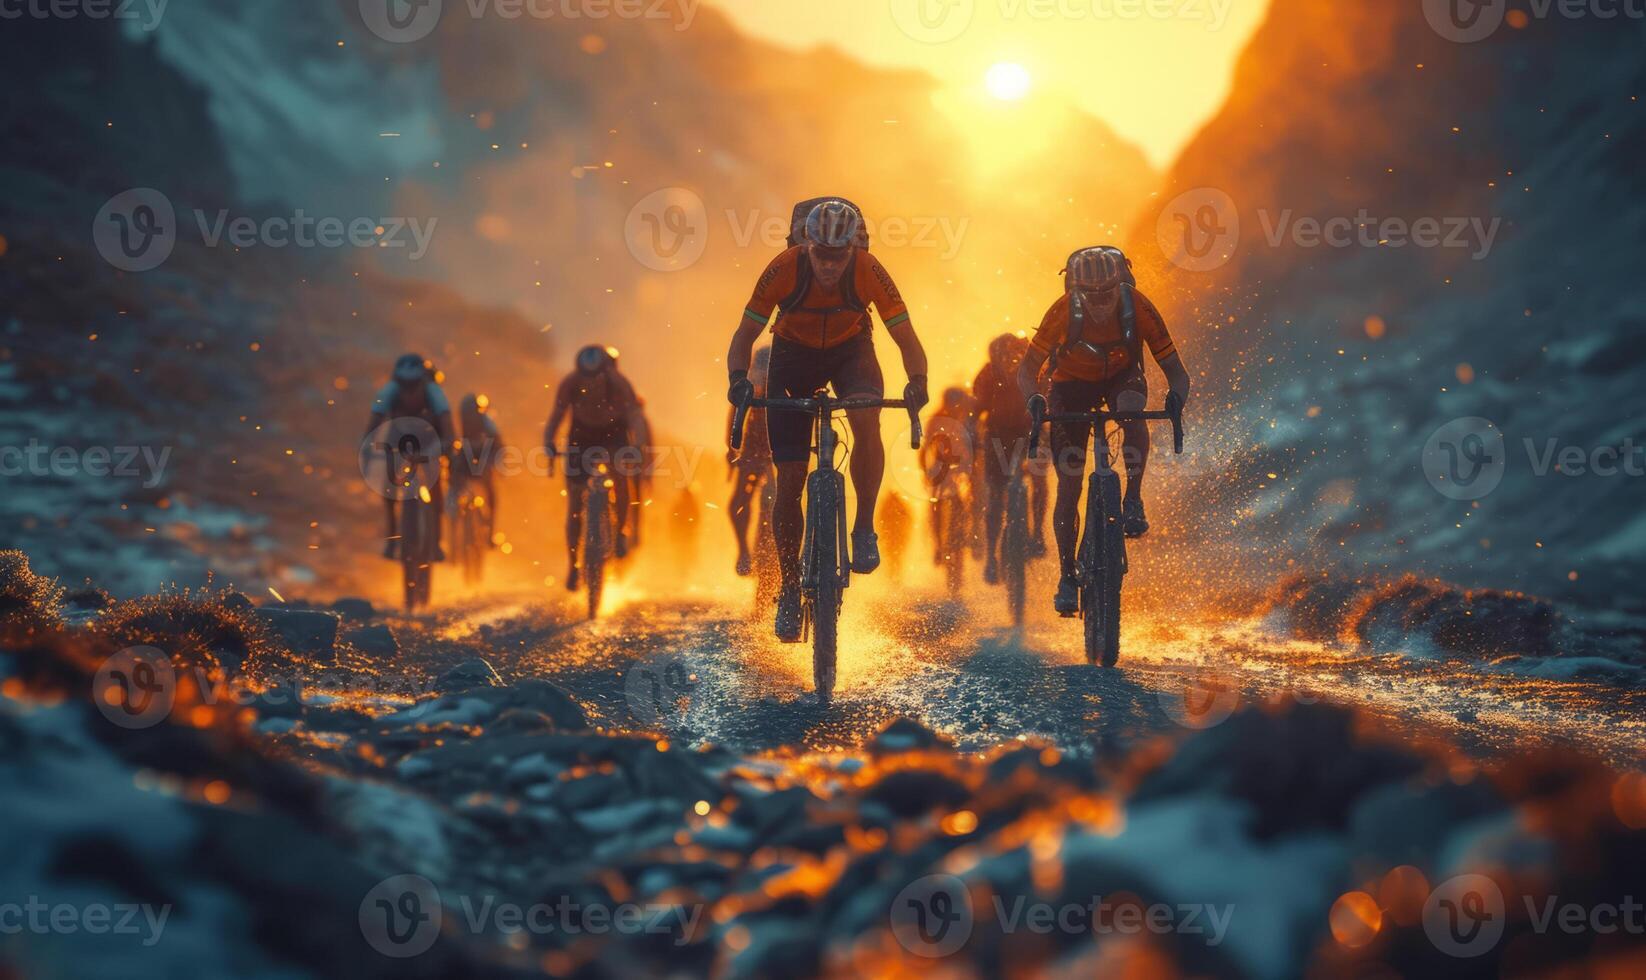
left=805, top=468, right=844, bottom=706
left=1003, top=475, right=1029, bottom=627
left=1081, top=471, right=1125, bottom=666
left=585, top=481, right=609, bottom=620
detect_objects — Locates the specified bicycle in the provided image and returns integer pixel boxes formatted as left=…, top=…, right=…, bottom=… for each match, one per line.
left=1029, top=393, right=1184, bottom=666
left=449, top=472, right=491, bottom=585
left=731, top=389, right=922, bottom=706
left=388, top=432, right=440, bottom=612
left=929, top=463, right=970, bottom=597
left=550, top=449, right=621, bottom=621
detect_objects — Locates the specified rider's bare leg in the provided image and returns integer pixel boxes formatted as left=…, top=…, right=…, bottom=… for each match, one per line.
left=1030, top=469, right=1049, bottom=540
left=729, top=468, right=758, bottom=565
left=1113, top=388, right=1150, bottom=504
left=773, top=461, right=807, bottom=585
left=610, top=465, right=631, bottom=541
left=983, top=477, right=1006, bottom=564
left=844, top=405, right=883, bottom=537
left=1052, top=439, right=1088, bottom=579
left=565, top=474, right=586, bottom=566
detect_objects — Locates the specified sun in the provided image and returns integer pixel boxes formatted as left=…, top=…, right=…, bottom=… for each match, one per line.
left=985, top=62, right=1032, bottom=101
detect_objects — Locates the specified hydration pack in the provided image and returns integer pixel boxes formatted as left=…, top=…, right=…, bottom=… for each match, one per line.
left=779, top=196, right=871, bottom=321
left=1051, top=246, right=1141, bottom=375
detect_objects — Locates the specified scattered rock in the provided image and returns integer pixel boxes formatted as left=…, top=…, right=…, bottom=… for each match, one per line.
left=864, top=769, right=972, bottom=819
left=221, top=591, right=254, bottom=612
left=343, top=623, right=398, bottom=658
left=870, top=717, right=950, bottom=755
left=330, top=597, right=376, bottom=621
left=254, top=608, right=340, bottom=660
left=438, top=657, right=504, bottom=691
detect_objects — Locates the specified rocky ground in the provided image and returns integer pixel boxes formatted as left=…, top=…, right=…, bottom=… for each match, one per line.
left=3, top=549, right=1643, bottom=979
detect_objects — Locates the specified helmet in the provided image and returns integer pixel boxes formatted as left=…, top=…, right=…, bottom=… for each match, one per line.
left=393, top=353, right=429, bottom=385
left=1065, top=246, right=1132, bottom=291
left=804, top=200, right=862, bottom=249
left=942, top=386, right=969, bottom=413
left=576, top=344, right=613, bottom=375
left=988, top=333, right=1027, bottom=366
left=460, top=393, right=488, bottom=418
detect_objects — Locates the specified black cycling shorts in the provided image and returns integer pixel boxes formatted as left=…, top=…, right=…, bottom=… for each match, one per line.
left=1048, top=366, right=1148, bottom=477
left=765, top=330, right=884, bottom=464
left=564, top=424, right=640, bottom=488
left=980, top=426, right=1035, bottom=488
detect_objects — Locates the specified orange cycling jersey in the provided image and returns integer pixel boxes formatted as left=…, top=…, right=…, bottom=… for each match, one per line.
left=1029, top=288, right=1177, bottom=383
left=743, top=246, right=911, bottom=350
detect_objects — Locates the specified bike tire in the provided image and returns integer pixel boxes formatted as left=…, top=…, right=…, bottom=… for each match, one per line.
left=585, top=483, right=609, bottom=620
left=943, top=492, right=966, bottom=596
left=401, top=498, right=433, bottom=612
left=1003, top=475, right=1029, bottom=627
left=1082, top=471, right=1125, bottom=666
left=806, top=469, right=843, bottom=707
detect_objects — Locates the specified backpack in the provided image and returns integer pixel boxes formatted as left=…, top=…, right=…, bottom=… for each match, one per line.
left=778, top=197, right=872, bottom=323
left=1051, top=246, right=1141, bottom=376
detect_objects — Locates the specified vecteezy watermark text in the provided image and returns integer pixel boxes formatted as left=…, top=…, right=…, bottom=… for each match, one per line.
left=358, top=875, right=702, bottom=958
left=0, top=898, right=171, bottom=947
left=0, top=0, right=165, bottom=29
left=889, top=874, right=1234, bottom=957
left=1, top=441, right=170, bottom=489
left=93, top=188, right=437, bottom=273
left=357, top=0, right=701, bottom=43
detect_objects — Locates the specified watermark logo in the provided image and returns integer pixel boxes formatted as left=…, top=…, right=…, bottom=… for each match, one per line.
left=623, top=654, right=699, bottom=728
left=1158, top=665, right=1241, bottom=730
left=625, top=187, right=709, bottom=272
left=1, top=441, right=171, bottom=489
left=92, top=646, right=177, bottom=730
left=360, top=874, right=443, bottom=958
left=0, top=898, right=171, bottom=946
left=93, top=188, right=176, bottom=273
left=1422, top=417, right=1506, bottom=501
left=890, top=874, right=974, bottom=957
left=1423, top=0, right=1509, bottom=41
left=360, top=0, right=444, bottom=42
left=361, top=417, right=444, bottom=501
left=94, top=189, right=438, bottom=272
left=891, top=0, right=976, bottom=42
left=1423, top=873, right=1506, bottom=957
left=1157, top=188, right=1240, bottom=273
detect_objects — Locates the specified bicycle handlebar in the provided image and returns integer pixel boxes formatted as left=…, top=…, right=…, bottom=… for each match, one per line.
left=731, top=395, right=923, bottom=453
left=1029, top=395, right=1185, bottom=457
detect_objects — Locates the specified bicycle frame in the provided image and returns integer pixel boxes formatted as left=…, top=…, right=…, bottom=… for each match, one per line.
left=1029, top=395, right=1184, bottom=665
left=730, top=388, right=921, bottom=702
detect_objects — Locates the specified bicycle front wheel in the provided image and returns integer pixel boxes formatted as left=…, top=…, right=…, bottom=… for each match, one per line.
left=805, top=468, right=844, bottom=706
left=585, top=483, right=609, bottom=620
left=1082, top=471, right=1125, bottom=666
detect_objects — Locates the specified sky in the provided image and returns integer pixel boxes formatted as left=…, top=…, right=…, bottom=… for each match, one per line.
left=704, top=0, right=1274, bottom=168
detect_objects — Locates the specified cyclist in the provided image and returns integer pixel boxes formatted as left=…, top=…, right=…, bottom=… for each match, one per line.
left=725, top=199, right=930, bottom=641
left=544, top=345, right=646, bottom=591
left=726, top=346, right=773, bottom=576
left=974, top=333, right=1049, bottom=584
left=613, top=348, right=653, bottom=549
left=367, top=353, right=455, bottom=561
left=919, top=386, right=976, bottom=568
left=454, top=393, right=502, bottom=549
left=1018, top=247, right=1191, bottom=614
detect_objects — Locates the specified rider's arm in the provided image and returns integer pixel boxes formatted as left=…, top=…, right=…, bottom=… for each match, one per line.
left=1017, top=347, right=1049, bottom=404
left=1135, top=291, right=1191, bottom=405
left=543, top=377, right=572, bottom=450
left=858, top=253, right=928, bottom=381
left=728, top=251, right=796, bottom=375
left=1018, top=296, right=1066, bottom=402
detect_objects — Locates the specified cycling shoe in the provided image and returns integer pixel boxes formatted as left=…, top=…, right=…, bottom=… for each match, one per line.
left=850, top=531, right=881, bottom=574
left=1054, top=575, right=1080, bottom=616
left=774, top=585, right=803, bottom=643
left=1122, top=499, right=1149, bottom=539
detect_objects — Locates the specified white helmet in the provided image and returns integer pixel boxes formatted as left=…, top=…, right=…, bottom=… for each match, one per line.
left=804, top=200, right=862, bottom=249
